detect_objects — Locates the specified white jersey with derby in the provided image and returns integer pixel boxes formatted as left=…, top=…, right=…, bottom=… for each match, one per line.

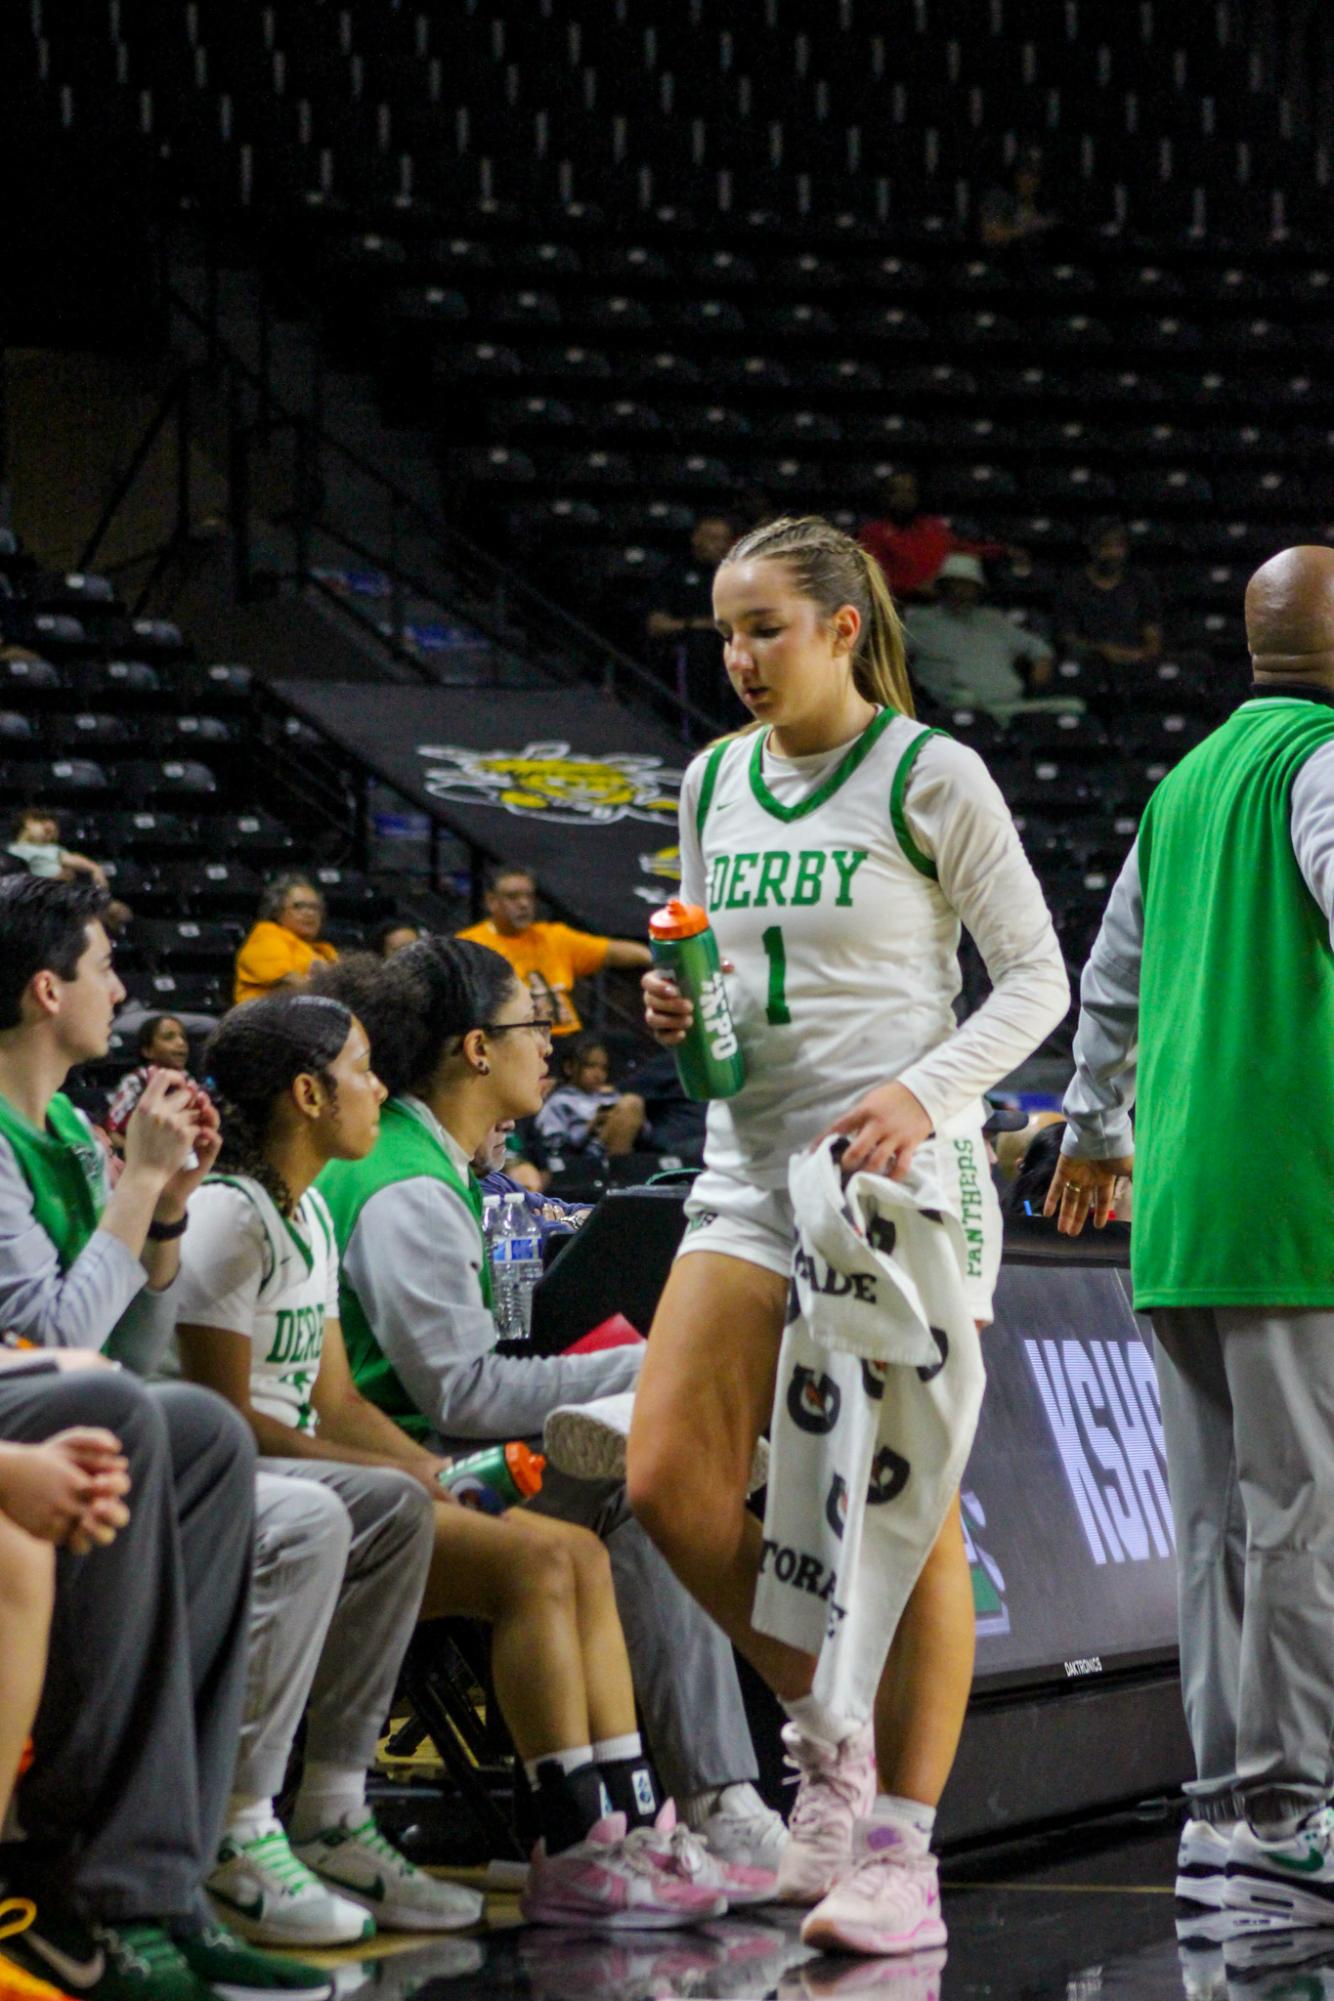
left=678, top=708, right=1065, bottom=1191
left=176, top=1175, right=340, bottom=1435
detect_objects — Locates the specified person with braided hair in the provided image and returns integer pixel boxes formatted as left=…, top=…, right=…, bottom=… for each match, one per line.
left=178, top=992, right=733, bottom=1935
left=630, top=514, right=1068, bottom=1957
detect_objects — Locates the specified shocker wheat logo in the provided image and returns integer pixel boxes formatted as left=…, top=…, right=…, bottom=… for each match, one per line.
left=634, top=843, right=682, bottom=905
left=416, top=740, right=683, bottom=828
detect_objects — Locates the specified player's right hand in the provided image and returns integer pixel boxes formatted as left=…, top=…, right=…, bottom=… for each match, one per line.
left=642, top=967, right=693, bottom=1045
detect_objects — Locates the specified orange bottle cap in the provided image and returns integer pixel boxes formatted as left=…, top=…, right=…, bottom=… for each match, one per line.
left=505, top=1441, right=547, bottom=1499
left=648, top=899, right=710, bottom=941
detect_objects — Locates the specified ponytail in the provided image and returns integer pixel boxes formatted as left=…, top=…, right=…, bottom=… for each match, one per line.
left=720, top=514, right=915, bottom=722
left=207, top=993, right=353, bottom=1213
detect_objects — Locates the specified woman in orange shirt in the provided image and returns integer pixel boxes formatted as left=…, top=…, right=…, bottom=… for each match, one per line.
left=234, top=873, right=339, bottom=1004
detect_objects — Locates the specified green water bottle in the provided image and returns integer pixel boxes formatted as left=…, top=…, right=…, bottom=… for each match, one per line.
left=648, top=899, right=747, bottom=1101
left=438, top=1441, right=546, bottom=1515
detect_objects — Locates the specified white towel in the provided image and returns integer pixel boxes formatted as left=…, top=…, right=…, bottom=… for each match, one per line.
left=753, top=1135, right=986, bottom=1722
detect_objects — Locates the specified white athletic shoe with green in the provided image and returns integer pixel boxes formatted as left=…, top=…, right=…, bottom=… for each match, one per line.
left=1225, top=1805, right=1334, bottom=1926
left=207, top=1826, right=376, bottom=1947
left=293, top=1814, right=485, bottom=1931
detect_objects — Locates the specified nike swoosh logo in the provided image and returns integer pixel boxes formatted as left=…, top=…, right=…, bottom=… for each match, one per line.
left=321, top=1872, right=386, bottom=1902
left=1269, top=1849, right=1327, bottom=1875
left=209, top=1885, right=267, bottom=1920
left=24, top=1939, right=106, bottom=1989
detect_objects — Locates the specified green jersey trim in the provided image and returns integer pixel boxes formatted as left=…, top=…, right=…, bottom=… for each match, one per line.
left=694, top=738, right=733, bottom=838
left=747, top=706, right=900, bottom=824
left=203, top=1172, right=316, bottom=1280
left=890, top=728, right=948, bottom=879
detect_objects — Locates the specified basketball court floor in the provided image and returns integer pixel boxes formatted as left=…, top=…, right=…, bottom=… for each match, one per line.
left=306, top=1809, right=1307, bottom=1999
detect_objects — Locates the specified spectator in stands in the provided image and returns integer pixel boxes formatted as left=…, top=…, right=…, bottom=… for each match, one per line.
left=1054, top=520, right=1164, bottom=669
left=473, top=1120, right=593, bottom=1236
left=644, top=512, right=737, bottom=722
left=979, top=143, right=1058, bottom=249
left=0, top=878, right=314, bottom=2001
left=8, top=806, right=109, bottom=889
left=905, top=554, right=1060, bottom=717
left=174, top=994, right=483, bottom=1940
left=235, top=873, right=339, bottom=1004
left=311, top=944, right=785, bottom=1877
left=457, top=865, right=651, bottom=1038
left=857, top=471, right=1014, bottom=605
left=535, top=1035, right=648, bottom=1159
left=369, top=915, right=421, bottom=958
left=105, top=1012, right=193, bottom=1144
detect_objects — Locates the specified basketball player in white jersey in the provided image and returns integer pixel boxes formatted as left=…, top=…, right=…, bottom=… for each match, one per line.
left=628, top=515, right=1069, bottom=1956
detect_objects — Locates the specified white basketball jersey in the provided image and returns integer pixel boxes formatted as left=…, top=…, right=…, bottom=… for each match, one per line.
left=177, top=1176, right=339, bottom=1435
left=681, top=710, right=973, bottom=1189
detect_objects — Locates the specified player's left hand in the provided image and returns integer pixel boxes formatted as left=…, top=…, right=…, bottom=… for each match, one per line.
left=816, top=1081, right=933, bottom=1181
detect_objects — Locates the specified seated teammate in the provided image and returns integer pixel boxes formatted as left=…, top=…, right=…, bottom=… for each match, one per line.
left=310, top=944, right=784, bottom=1876
left=0, top=876, right=321, bottom=2001
left=178, top=993, right=734, bottom=1933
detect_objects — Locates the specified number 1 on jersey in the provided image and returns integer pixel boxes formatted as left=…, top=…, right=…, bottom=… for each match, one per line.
left=761, top=925, right=791, bottom=1026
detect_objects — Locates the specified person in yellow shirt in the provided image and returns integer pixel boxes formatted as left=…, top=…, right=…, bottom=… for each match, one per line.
left=456, top=864, right=650, bottom=1035
left=234, top=873, right=339, bottom=1004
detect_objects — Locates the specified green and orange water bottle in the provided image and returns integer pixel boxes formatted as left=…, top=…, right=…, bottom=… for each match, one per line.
left=647, top=900, right=746, bottom=1101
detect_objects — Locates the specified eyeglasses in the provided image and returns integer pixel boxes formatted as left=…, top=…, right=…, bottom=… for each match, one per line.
left=479, top=1016, right=556, bottom=1047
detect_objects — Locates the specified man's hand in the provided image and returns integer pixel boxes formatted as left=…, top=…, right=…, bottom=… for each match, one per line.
left=122, top=1071, right=204, bottom=1187
left=0, top=1429, right=131, bottom=1550
left=816, top=1081, right=933, bottom=1180
left=1044, top=1153, right=1133, bottom=1235
left=157, top=1084, right=222, bottom=1219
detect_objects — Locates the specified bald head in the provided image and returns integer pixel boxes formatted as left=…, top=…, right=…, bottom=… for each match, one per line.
left=1246, top=546, right=1334, bottom=686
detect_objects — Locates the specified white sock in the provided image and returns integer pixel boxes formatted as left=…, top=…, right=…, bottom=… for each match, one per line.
left=682, top=1781, right=771, bottom=1833
left=592, top=1732, right=643, bottom=1766
left=290, top=1761, right=368, bottom=1842
left=224, top=1794, right=281, bottom=1845
left=783, top=1693, right=856, bottom=1747
left=869, top=1793, right=936, bottom=1853
left=1252, top=1814, right=1308, bottom=1843
left=523, top=1745, right=596, bottom=1788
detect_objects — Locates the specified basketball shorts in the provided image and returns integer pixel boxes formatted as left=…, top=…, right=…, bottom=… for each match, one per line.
left=677, top=1118, right=1004, bottom=1326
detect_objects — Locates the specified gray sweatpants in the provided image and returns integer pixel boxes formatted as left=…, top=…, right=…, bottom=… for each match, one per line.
left=1153, top=1305, right=1334, bottom=1829
left=0, top=1368, right=255, bottom=1918
left=235, top=1461, right=435, bottom=1799
left=528, top=1467, right=759, bottom=1802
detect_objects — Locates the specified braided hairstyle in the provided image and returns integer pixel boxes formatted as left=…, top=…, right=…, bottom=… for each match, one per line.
left=719, top=513, right=915, bottom=721
left=310, top=936, right=517, bottom=1097
left=205, top=992, right=354, bottom=1214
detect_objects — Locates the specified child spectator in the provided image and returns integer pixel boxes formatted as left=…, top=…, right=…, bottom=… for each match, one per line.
left=8, top=807, right=109, bottom=888
left=105, top=1014, right=193, bottom=1142
left=368, top=916, right=421, bottom=959
left=535, top=1036, right=648, bottom=1158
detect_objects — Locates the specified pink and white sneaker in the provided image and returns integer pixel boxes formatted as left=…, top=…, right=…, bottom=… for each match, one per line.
left=800, top=1820, right=947, bottom=1958
left=625, top=1800, right=779, bottom=1907
left=776, top=1722, right=877, bottom=1905
left=520, top=1811, right=727, bottom=1931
